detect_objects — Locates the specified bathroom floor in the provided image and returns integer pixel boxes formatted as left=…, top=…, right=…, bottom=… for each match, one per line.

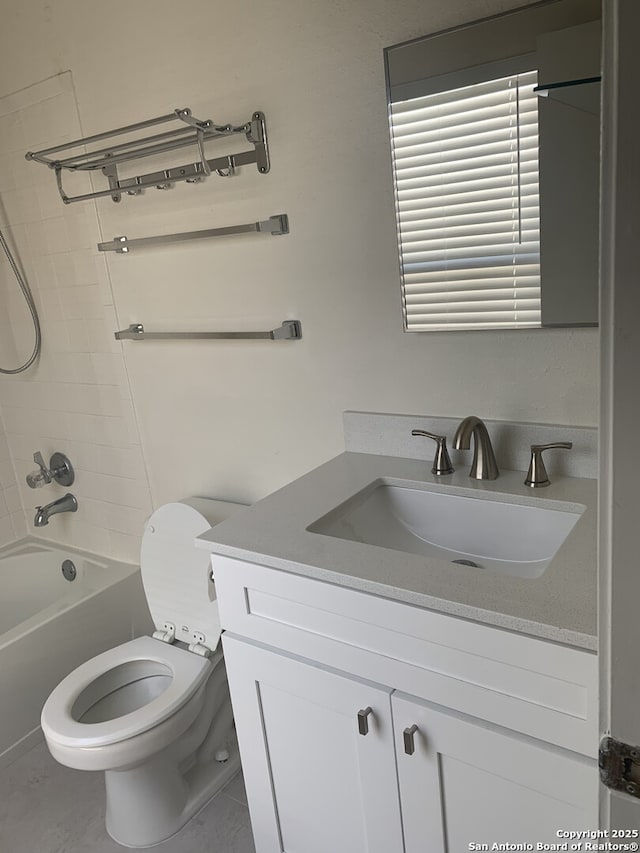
left=0, top=740, right=256, bottom=853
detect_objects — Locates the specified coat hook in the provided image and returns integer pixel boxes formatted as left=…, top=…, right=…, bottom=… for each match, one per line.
left=216, top=155, right=235, bottom=178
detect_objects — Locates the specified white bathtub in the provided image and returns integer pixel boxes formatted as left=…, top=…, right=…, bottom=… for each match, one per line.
left=0, top=538, right=152, bottom=768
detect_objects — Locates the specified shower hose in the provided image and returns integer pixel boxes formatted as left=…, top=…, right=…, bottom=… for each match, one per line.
left=0, top=227, right=41, bottom=374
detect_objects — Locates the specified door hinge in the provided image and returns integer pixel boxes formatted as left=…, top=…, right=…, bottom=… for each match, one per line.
left=599, top=736, right=640, bottom=798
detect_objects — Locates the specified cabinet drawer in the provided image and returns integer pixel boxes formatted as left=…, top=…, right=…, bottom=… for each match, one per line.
left=212, top=556, right=598, bottom=757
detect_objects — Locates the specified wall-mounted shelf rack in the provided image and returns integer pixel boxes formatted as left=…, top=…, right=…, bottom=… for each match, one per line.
left=114, top=320, right=302, bottom=342
left=25, top=107, right=269, bottom=205
left=98, top=214, right=289, bottom=254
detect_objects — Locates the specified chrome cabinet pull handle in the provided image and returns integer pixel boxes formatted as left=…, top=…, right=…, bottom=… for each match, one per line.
left=403, top=724, right=419, bottom=755
left=357, top=707, right=373, bottom=736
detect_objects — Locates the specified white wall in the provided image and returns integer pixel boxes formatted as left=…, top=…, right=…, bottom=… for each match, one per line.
left=0, top=0, right=599, bottom=556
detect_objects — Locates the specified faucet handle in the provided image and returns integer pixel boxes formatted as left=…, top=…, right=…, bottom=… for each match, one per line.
left=26, top=451, right=74, bottom=489
left=411, top=430, right=454, bottom=476
left=525, top=442, right=573, bottom=488
left=49, top=452, right=75, bottom=487
left=26, top=452, right=52, bottom=488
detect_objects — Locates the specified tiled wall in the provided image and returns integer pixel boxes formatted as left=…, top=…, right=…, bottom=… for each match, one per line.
left=0, top=414, right=19, bottom=542
left=0, top=74, right=152, bottom=562
left=0, top=161, right=21, bottom=542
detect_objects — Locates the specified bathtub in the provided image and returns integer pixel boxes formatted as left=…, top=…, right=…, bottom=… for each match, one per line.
left=0, top=538, right=152, bottom=768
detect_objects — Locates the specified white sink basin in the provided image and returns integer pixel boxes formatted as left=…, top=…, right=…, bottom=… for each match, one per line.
left=308, top=480, right=585, bottom=579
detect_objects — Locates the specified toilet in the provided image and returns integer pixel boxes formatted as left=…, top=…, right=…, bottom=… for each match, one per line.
left=41, top=498, right=246, bottom=849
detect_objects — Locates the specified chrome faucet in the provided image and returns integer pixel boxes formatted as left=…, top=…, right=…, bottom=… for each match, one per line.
left=453, top=416, right=499, bottom=480
left=34, top=493, right=78, bottom=527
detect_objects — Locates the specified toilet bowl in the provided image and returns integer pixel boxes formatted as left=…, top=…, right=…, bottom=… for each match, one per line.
left=41, top=498, right=246, bottom=848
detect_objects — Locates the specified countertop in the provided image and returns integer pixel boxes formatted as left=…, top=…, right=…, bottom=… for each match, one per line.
left=197, top=452, right=597, bottom=651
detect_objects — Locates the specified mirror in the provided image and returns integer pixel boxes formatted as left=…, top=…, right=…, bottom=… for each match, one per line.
left=384, top=0, right=601, bottom=332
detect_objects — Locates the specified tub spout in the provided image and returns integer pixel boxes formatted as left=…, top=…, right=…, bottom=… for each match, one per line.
left=34, top=493, right=78, bottom=527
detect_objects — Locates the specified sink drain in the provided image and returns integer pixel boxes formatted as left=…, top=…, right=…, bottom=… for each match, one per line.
left=451, top=558, right=483, bottom=569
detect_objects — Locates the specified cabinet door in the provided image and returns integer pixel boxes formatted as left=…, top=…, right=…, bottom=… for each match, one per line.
left=222, top=634, right=404, bottom=853
left=393, top=691, right=598, bottom=852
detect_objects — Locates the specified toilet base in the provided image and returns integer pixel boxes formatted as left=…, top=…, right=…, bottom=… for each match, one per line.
left=104, top=742, right=242, bottom=848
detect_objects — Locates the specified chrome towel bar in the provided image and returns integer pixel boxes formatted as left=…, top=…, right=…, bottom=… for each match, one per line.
left=114, top=320, right=302, bottom=342
left=98, top=214, right=289, bottom=253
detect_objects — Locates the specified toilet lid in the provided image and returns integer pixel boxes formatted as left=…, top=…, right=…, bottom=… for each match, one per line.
left=141, top=502, right=221, bottom=651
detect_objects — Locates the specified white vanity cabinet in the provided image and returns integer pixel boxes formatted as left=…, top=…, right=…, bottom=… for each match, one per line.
left=212, top=555, right=599, bottom=852
left=222, top=635, right=404, bottom=853
left=393, top=692, right=596, bottom=851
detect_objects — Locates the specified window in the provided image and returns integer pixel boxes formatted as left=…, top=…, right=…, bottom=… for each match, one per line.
left=390, top=70, right=541, bottom=331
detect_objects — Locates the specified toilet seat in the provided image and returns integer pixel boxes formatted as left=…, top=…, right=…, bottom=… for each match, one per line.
left=41, top=636, right=211, bottom=749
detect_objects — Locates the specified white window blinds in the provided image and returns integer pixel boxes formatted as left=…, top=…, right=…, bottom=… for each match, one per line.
left=390, top=70, right=541, bottom=331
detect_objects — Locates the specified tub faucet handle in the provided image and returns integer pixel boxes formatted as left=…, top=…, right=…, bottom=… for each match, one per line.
left=26, top=452, right=52, bottom=488
left=26, top=451, right=74, bottom=489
